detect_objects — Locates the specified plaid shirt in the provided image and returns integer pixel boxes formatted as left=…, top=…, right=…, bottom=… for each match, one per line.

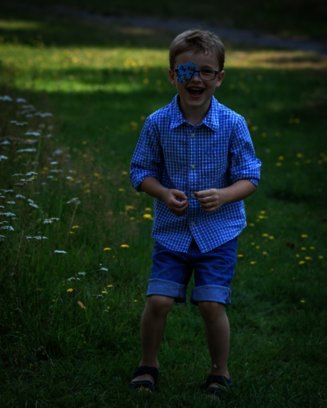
left=130, top=95, right=261, bottom=253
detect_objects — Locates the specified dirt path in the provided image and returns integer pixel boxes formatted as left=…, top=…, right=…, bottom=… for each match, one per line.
left=2, top=1, right=327, bottom=55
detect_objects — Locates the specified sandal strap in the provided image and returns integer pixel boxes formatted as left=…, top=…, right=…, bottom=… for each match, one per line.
left=132, top=366, right=159, bottom=385
left=206, top=375, right=233, bottom=388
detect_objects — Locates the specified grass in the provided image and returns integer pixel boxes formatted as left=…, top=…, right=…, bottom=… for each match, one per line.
left=1, top=8, right=327, bottom=408
left=10, top=0, right=327, bottom=43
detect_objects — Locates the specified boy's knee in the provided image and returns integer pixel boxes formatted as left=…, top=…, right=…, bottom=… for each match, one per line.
left=198, top=301, right=226, bottom=322
left=147, top=295, right=174, bottom=316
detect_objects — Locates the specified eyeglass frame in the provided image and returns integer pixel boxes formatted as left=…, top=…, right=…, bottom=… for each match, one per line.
left=174, top=68, right=221, bottom=81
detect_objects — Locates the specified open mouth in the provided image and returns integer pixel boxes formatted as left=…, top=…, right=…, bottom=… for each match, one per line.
left=187, top=87, right=205, bottom=97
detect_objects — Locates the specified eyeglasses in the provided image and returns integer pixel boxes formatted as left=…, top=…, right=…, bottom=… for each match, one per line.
left=174, top=69, right=220, bottom=81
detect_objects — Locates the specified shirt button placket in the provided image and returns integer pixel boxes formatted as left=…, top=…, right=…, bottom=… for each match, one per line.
left=190, top=128, right=197, bottom=227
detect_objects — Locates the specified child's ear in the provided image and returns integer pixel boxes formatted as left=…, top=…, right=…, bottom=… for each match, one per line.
left=215, top=70, right=225, bottom=89
left=169, top=69, right=177, bottom=86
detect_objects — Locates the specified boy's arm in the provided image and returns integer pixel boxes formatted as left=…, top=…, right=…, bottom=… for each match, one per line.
left=194, top=179, right=256, bottom=212
left=140, top=177, right=189, bottom=217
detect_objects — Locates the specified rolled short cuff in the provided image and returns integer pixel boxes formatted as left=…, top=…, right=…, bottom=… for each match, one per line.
left=147, top=278, right=186, bottom=303
left=191, top=284, right=231, bottom=306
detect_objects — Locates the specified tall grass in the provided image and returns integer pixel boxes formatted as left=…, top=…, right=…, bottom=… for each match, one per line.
left=0, top=8, right=327, bottom=408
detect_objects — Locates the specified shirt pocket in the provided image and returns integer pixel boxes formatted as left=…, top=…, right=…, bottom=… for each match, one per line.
left=201, top=147, right=228, bottom=180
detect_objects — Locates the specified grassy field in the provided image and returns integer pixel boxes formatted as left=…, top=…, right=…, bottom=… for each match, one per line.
left=11, top=0, right=327, bottom=43
left=1, top=7, right=327, bottom=408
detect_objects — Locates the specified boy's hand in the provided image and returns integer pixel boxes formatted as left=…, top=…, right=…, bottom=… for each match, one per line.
left=194, top=189, right=227, bottom=212
left=162, top=189, right=188, bottom=217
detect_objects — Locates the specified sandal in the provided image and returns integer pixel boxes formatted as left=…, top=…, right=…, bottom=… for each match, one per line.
left=129, top=366, right=159, bottom=393
left=203, top=375, right=234, bottom=398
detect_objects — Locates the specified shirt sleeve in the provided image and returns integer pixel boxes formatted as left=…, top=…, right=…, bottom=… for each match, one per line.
left=130, top=117, right=163, bottom=192
left=228, top=116, right=262, bottom=186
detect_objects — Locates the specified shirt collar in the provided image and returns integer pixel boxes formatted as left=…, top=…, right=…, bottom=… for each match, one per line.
left=169, top=95, right=220, bottom=131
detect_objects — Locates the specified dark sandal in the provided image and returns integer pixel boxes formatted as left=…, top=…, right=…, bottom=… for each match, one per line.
left=129, top=366, right=159, bottom=393
left=203, top=375, right=234, bottom=397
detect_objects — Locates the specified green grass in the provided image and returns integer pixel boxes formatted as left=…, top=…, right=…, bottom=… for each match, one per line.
left=11, top=0, right=327, bottom=43
left=1, top=8, right=327, bottom=408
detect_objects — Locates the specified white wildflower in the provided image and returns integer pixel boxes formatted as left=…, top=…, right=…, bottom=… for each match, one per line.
left=16, top=195, right=25, bottom=199
left=26, top=172, right=38, bottom=176
left=16, top=148, right=36, bottom=153
left=100, top=267, right=108, bottom=271
left=26, top=114, right=33, bottom=118
left=47, top=176, right=53, bottom=179
left=0, top=156, right=8, bottom=161
left=1, top=226, right=14, bottom=231
left=6, top=201, right=15, bottom=205
left=45, top=134, right=53, bottom=138
left=41, top=113, right=53, bottom=117
left=0, top=212, right=16, bottom=217
left=25, top=236, right=32, bottom=239
left=29, top=203, right=39, bottom=209
left=5, top=190, right=14, bottom=193
left=66, top=177, right=72, bottom=180
left=1, top=141, right=10, bottom=145
left=0, top=95, right=12, bottom=101
left=54, top=250, right=66, bottom=254
left=0, top=206, right=3, bottom=208
left=0, top=221, right=8, bottom=224
left=13, top=174, right=24, bottom=177
left=66, top=197, right=79, bottom=204
left=43, top=219, right=52, bottom=224
left=51, top=161, right=57, bottom=165
left=78, top=272, right=86, bottom=276
left=0, top=235, right=5, bottom=241
left=25, top=178, right=35, bottom=182
left=53, top=149, right=63, bottom=155
left=16, top=98, right=26, bottom=103
left=27, top=199, right=34, bottom=203
left=10, top=120, right=17, bottom=124
left=34, top=236, right=48, bottom=240
left=25, top=131, right=40, bottom=136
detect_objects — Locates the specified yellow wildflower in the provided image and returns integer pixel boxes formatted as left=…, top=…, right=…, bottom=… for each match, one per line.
left=67, top=288, right=73, bottom=292
left=107, top=285, right=113, bottom=288
left=237, top=254, right=244, bottom=257
left=301, top=234, right=308, bottom=238
left=121, top=244, right=129, bottom=248
left=250, top=261, right=256, bottom=264
left=104, top=248, right=111, bottom=251
left=299, top=261, right=305, bottom=265
left=72, top=226, right=79, bottom=229
left=143, top=214, right=152, bottom=219
left=262, top=233, right=268, bottom=237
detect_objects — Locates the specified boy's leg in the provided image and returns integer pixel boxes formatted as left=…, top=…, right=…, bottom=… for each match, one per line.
left=198, top=301, right=230, bottom=381
left=132, top=294, right=174, bottom=385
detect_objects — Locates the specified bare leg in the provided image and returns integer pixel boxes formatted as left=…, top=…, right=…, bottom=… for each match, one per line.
left=198, top=302, right=230, bottom=381
left=132, top=295, right=174, bottom=387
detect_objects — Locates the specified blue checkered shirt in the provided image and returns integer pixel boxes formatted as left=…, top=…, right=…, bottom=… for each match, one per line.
left=130, top=95, right=261, bottom=253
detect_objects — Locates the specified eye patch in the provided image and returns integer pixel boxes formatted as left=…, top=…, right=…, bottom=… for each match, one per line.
left=176, top=62, right=198, bottom=83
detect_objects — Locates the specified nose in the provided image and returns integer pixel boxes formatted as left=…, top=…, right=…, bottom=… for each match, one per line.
left=192, top=71, right=201, bottom=81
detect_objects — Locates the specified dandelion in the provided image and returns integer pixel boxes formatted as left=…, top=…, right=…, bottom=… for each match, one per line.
left=122, top=171, right=128, bottom=175
left=143, top=214, right=152, bottom=219
left=134, top=300, right=137, bottom=302
left=72, top=226, right=79, bottom=229
left=262, top=251, right=267, bottom=255
left=297, top=153, right=303, bottom=158
left=251, top=126, right=258, bottom=131
left=301, top=234, right=308, bottom=238
left=77, top=301, right=86, bottom=309
left=145, top=207, right=152, bottom=211
left=140, top=116, right=146, bottom=120
left=54, top=250, right=66, bottom=254
left=107, top=285, right=113, bottom=288
left=249, top=223, right=254, bottom=226
left=269, top=236, right=274, bottom=240
left=262, top=233, right=269, bottom=237
left=250, top=261, right=256, bottom=264
left=305, top=257, right=311, bottom=260
left=299, top=261, right=305, bottom=265
left=104, top=247, right=111, bottom=251
left=121, top=244, right=129, bottom=248
left=256, top=246, right=260, bottom=249
left=301, top=247, right=306, bottom=250
left=237, top=254, right=244, bottom=257
left=67, top=288, right=73, bottom=292
left=278, top=156, right=284, bottom=160
left=301, top=300, right=306, bottom=303
left=318, top=256, right=324, bottom=259
left=102, top=291, right=107, bottom=294
left=119, top=188, right=124, bottom=192
left=310, top=246, right=315, bottom=250
left=130, top=217, right=135, bottom=220
left=276, top=163, right=282, bottom=166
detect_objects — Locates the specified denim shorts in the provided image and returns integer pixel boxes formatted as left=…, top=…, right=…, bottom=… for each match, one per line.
left=146, top=237, right=238, bottom=306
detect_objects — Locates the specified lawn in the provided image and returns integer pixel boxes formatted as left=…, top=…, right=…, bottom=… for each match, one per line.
left=0, top=7, right=327, bottom=408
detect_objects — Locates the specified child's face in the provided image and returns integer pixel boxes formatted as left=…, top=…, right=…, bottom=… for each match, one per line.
left=169, top=50, right=224, bottom=117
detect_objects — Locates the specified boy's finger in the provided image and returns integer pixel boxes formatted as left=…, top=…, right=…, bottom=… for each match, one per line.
left=172, top=189, right=187, bottom=200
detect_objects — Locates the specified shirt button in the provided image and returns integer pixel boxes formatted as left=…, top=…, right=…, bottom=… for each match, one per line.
left=191, top=164, right=195, bottom=169
left=191, top=133, right=195, bottom=138
left=191, top=222, right=195, bottom=226
left=191, top=193, right=195, bottom=198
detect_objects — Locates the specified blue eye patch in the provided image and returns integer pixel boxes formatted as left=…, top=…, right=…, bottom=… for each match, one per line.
left=175, top=62, right=198, bottom=83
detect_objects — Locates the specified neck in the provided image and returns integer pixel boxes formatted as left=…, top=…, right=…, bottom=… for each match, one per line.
left=178, top=96, right=211, bottom=126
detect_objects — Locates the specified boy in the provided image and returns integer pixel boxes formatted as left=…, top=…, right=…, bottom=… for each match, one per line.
left=129, top=29, right=261, bottom=396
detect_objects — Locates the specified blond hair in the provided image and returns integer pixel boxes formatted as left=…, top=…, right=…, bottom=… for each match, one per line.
left=169, top=29, right=225, bottom=72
